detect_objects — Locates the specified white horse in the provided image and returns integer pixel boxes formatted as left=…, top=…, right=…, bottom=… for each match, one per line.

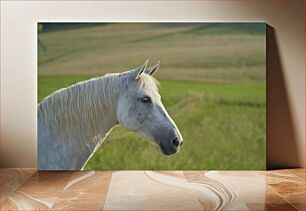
left=38, top=60, right=183, bottom=170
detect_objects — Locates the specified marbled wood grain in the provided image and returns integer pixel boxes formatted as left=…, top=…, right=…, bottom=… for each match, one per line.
left=0, top=169, right=36, bottom=203
left=290, top=203, right=306, bottom=211
left=266, top=169, right=305, bottom=183
left=103, top=171, right=203, bottom=210
left=0, top=169, right=304, bottom=211
left=246, top=203, right=298, bottom=211
left=266, top=170, right=305, bottom=203
left=155, top=171, right=186, bottom=179
left=265, top=185, right=292, bottom=203
left=183, top=171, right=249, bottom=210
left=183, top=171, right=208, bottom=180
left=0, top=192, right=49, bottom=210
left=288, top=169, right=305, bottom=180
left=1, top=171, right=74, bottom=210
left=51, top=171, right=112, bottom=210
left=198, top=171, right=267, bottom=205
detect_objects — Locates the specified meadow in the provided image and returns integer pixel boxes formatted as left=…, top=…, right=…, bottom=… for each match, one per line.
left=38, top=23, right=266, bottom=170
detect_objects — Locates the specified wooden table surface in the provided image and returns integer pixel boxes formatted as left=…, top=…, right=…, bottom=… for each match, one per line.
left=0, top=169, right=305, bottom=210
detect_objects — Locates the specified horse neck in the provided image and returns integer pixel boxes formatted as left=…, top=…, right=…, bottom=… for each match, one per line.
left=70, top=76, right=121, bottom=165
left=39, top=74, right=122, bottom=169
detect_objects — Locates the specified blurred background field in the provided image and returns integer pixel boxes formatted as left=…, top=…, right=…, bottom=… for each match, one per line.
left=38, top=23, right=266, bottom=170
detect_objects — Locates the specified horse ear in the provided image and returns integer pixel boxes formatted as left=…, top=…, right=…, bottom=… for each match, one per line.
left=145, top=61, right=160, bottom=76
left=133, top=59, right=149, bottom=80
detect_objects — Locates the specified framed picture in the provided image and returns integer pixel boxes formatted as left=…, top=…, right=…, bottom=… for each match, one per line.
left=37, top=22, right=266, bottom=170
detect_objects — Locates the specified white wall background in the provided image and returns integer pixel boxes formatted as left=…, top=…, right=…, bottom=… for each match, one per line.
left=1, top=1, right=304, bottom=168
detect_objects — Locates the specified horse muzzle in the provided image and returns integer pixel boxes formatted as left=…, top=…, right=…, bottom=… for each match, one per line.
left=159, top=136, right=183, bottom=156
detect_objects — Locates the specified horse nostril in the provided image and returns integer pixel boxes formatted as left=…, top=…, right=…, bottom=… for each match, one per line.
left=172, top=137, right=179, bottom=148
left=180, top=140, right=184, bottom=146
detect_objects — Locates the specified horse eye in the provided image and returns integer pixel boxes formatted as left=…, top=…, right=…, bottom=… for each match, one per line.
left=141, top=96, right=152, bottom=103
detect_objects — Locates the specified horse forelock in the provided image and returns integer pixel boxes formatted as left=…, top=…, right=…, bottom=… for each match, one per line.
left=136, top=73, right=160, bottom=94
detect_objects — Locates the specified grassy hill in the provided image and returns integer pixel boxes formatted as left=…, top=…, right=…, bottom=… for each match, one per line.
left=38, top=23, right=265, bottom=83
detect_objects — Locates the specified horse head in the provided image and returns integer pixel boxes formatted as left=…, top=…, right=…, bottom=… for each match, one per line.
left=117, top=60, right=184, bottom=156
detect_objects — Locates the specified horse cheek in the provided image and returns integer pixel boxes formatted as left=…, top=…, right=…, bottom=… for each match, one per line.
left=127, top=107, right=135, bottom=118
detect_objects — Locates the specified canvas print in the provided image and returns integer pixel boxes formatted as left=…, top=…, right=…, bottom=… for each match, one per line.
left=38, top=23, right=266, bottom=170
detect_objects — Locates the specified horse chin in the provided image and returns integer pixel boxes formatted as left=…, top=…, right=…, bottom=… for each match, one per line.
left=143, top=134, right=179, bottom=156
left=159, top=144, right=179, bottom=156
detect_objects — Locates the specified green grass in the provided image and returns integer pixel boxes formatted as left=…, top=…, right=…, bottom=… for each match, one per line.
left=38, top=23, right=265, bottom=84
left=38, top=23, right=266, bottom=170
left=38, top=76, right=266, bottom=170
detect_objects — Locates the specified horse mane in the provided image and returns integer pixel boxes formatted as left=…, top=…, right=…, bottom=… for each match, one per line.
left=38, top=71, right=159, bottom=145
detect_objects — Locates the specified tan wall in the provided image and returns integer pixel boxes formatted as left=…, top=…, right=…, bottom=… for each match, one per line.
left=1, top=1, right=304, bottom=168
